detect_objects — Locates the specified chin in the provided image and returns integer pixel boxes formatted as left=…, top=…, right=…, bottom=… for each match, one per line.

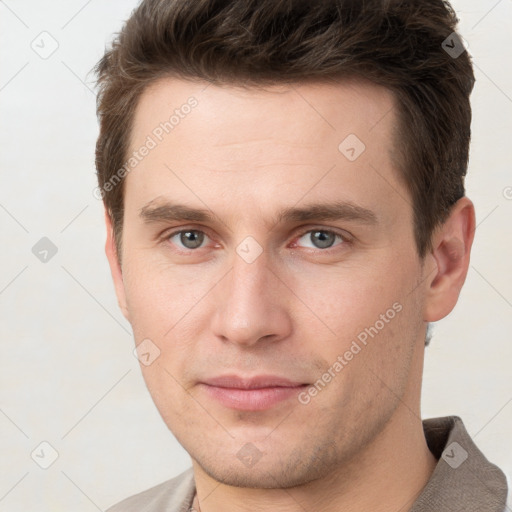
left=193, top=448, right=333, bottom=489
left=202, top=466, right=308, bottom=489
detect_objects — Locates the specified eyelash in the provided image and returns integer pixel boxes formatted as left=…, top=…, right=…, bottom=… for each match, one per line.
left=160, top=226, right=352, bottom=254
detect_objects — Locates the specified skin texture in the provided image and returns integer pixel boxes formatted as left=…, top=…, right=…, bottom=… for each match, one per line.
left=105, top=77, right=475, bottom=512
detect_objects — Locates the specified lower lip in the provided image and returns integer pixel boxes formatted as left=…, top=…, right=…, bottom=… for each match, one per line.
left=199, top=384, right=308, bottom=411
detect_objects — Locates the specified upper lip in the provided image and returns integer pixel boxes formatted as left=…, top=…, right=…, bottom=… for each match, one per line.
left=201, top=375, right=307, bottom=389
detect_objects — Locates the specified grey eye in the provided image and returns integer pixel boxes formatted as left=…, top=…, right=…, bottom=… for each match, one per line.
left=173, top=230, right=206, bottom=249
left=297, top=230, right=342, bottom=250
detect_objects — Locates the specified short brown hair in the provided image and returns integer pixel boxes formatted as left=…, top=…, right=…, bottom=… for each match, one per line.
left=93, top=0, right=475, bottom=259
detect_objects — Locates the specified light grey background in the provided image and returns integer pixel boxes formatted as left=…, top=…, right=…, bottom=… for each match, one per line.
left=0, top=1, right=511, bottom=510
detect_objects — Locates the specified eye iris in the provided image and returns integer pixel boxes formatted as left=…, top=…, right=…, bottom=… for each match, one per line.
left=312, top=230, right=335, bottom=249
left=180, top=230, right=204, bottom=249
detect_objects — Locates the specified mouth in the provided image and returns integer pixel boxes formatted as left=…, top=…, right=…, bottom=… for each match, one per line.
left=198, top=374, right=310, bottom=411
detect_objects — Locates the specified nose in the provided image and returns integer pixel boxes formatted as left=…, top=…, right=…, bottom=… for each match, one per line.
left=210, top=248, right=293, bottom=348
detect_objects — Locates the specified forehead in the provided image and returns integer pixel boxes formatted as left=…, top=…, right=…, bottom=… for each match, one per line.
left=132, top=76, right=397, bottom=149
left=124, top=76, right=406, bottom=227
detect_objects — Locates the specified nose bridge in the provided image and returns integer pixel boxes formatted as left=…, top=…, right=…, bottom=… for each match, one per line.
left=232, top=247, right=269, bottom=310
left=211, top=244, right=291, bottom=347
left=226, top=248, right=272, bottom=326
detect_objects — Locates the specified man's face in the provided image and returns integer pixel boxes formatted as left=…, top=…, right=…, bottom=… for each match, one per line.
left=109, top=77, right=430, bottom=487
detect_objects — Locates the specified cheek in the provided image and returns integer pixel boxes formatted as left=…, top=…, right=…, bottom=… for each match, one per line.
left=122, top=254, right=206, bottom=337
left=291, top=253, right=421, bottom=381
left=122, top=259, right=201, bottom=415
left=290, top=257, right=410, bottom=335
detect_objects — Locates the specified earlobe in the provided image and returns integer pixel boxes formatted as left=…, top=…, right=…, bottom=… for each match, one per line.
left=104, top=208, right=130, bottom=321
left=423, top=197, right=476, bottom=322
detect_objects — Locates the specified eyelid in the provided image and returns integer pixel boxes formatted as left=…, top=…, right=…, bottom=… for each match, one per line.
left=293, top=225, right=353, bottom=242
left=291, top=226, right=352, bottom=253
left=161, top=226, right=216, bottom=252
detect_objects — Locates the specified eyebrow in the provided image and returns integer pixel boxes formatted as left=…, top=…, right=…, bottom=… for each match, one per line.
left=139, top=198, right=378, bottom=227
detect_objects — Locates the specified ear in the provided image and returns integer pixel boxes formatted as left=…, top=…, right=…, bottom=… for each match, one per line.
left=423, top=196, right=476, bottom=322
left=104, top=208, right=130, bottom=321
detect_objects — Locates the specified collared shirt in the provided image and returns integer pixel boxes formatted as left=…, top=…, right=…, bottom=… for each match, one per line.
left=106, top=415, right=509, bottom=512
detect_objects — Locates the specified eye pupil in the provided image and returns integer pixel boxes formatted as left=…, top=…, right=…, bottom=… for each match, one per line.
left=180, top=230, right=204, bottom=249
left=311, top=230, right=335, bottom=249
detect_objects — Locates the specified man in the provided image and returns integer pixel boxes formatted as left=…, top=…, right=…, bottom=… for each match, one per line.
left=93, top=0, right=509, bottom=510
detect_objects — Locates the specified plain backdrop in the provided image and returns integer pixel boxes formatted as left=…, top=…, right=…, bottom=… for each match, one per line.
left=0, top=1, right=511, bottom=510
